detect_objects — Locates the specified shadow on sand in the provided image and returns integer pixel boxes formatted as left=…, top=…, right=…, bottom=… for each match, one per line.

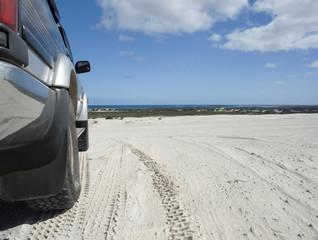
left=0, top=200, right=64, bottom=231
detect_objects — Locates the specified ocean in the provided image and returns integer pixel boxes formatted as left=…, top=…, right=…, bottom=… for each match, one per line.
left=88, top=104, right=287, bottom=110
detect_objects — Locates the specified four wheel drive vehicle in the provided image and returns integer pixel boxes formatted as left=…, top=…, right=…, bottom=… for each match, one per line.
left=0, top=0, right=90, bottom=211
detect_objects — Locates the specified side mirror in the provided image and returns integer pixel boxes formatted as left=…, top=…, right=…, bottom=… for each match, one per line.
left=75, top=61, right=90, bottom=74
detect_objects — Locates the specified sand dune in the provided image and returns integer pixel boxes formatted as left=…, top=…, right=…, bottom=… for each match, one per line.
left=1, top=114, right=318, bottom=239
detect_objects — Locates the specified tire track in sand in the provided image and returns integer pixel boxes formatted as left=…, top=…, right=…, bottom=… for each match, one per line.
left=82, top=142, right=122, bottom=239
left=0, top=142, right=123, bottom=240
left=125, top=143, right=202, bottom=240
left=24, top=143, right=122, bottom=239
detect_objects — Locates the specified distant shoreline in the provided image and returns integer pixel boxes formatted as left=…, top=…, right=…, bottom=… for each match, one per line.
left=88, top=104, right=317, bottom=110
left=88, top=105, right=318, bottom=119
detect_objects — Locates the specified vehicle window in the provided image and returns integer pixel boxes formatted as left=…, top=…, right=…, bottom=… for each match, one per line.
left=58, top=24, right=73, bottom=63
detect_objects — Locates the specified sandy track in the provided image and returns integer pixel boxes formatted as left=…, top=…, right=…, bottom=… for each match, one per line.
left=1, top=114, right=318, bottom=239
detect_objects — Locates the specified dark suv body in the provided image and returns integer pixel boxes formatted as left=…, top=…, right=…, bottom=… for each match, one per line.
left=0, top=0, right=90, bottom=211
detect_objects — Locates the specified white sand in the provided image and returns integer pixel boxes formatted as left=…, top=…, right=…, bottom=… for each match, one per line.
left=1, top=114, right=318, bottom=239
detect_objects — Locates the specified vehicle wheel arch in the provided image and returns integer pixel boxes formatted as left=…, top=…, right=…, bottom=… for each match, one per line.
left=52, top=54, right=78, bottom=113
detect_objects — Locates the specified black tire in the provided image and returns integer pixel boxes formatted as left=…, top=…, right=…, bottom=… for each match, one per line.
left=78, top=126, right=89, bottom=152
left=27, top=99, right=81, bottom=211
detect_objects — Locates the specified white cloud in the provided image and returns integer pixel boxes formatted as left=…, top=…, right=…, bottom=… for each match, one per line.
left=301, top=57, right=311, bottom=62
left=306, top=71, right=318, bottom=75
left=119, top=34, right=134, bottom=41
left=98, top=0, right=318, bottom=52
left=208, top=34, right=222, bottom=42
left=96, top=0, right=248, bottom=35
left=224, top=0, right=318, bottom=51
left=271, top=81, right=285, bottom=85
left=265, top=63, right=277, bottom=68
left=286, top=71, right=318, bottom=79
left=309, top=60, right=318, bottom=68
left=119, top=51, right=135, bottom=56
left=134, top=56, right=147, bottom=61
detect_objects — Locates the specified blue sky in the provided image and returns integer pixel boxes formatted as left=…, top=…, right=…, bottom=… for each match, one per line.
left=56, top=0, right=318, bottom=105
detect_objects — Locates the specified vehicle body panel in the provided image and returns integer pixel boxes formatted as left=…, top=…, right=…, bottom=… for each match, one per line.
left=19, top=0, right=66, bottom=68
left=0, top=0, right=90, bottom=201
left=0, top=61, right=51, bottom=149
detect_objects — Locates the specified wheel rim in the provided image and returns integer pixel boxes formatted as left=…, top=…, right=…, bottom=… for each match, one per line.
left=69, top=126, right=75, bottom=178
left=68, top=125, right=80, bottom=189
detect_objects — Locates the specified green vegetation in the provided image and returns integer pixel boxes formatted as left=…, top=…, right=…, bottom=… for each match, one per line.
left=88, top=106, right=318, bottom=119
